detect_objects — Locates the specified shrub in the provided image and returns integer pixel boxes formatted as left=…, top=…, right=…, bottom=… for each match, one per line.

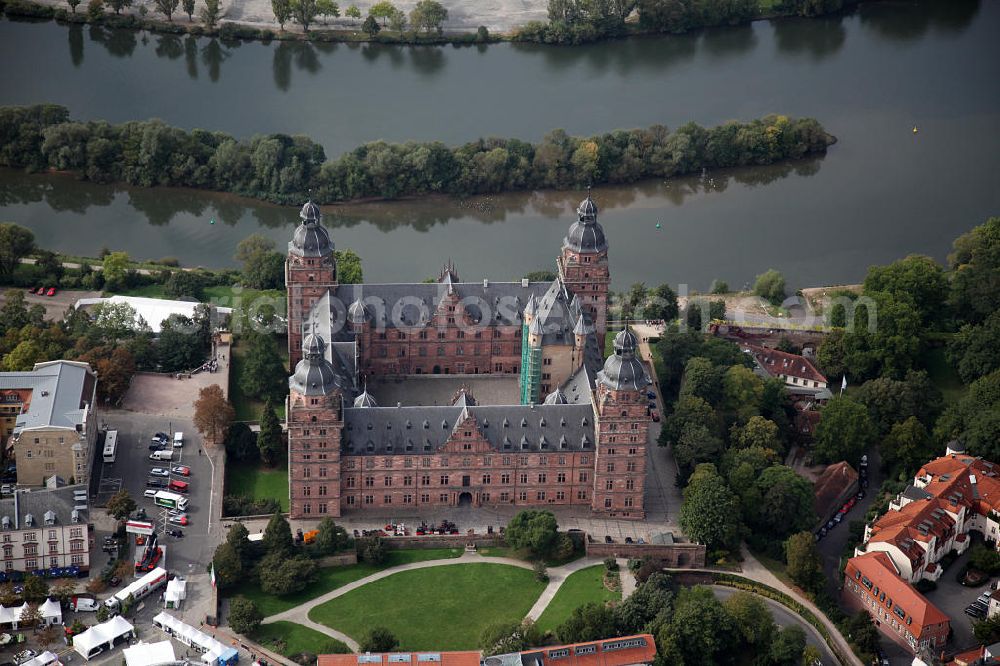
left=603, top=557, right=618, bottom=572
left=533, top=561, right=549, bottom=583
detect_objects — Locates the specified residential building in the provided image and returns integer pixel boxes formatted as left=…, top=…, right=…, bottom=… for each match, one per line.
left=318, top=634, right=656, bottom=666
left=285, top=196, right=652, bottom=519
left=0, top=485, right=91, bottom=575
left=842, top=551, right=949, bottom=654
left=1, top=361, right=98, bottom=486
left=740, top=343, right=829, bottom=393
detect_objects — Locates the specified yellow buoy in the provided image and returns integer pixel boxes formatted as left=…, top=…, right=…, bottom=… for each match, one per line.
left=912, top=126, right=919, bottom=134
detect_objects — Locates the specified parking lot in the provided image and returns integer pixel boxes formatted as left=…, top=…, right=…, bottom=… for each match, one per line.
left=922, top=547, right=978, bottom=651
left=94, top=410, right=221, bottom=587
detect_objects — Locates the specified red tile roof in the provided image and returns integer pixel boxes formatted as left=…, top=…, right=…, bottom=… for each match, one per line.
left=844, top=552, right=949, bottom=639
left=741, top=344, right=827, bottom=384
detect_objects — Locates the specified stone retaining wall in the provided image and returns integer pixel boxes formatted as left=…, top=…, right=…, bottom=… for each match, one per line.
left=585, top=540, right=707, bottom=568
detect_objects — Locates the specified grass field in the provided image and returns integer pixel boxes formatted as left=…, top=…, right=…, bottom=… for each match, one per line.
left=240, top=548, right=464, bottom=616
left=252, top=620, right=350, bottom=656
left=924, top=347, right=966, bottom=405
left=535, top=565, right=620, bottom=633
left=309, top=563, right=545, bottom=650
left=225, top=459, right=290, bottom=512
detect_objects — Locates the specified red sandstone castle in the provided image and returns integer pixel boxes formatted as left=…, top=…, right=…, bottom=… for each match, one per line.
left=284, top=195, right=651, bottom=520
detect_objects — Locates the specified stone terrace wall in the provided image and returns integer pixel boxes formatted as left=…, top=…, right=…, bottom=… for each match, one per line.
left=585, top=540, right=707, bottom=568
left=361, top=534, right=504, bottom=550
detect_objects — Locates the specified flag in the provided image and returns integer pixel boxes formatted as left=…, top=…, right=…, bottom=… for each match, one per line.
left=841, top=376, right=847, bottom=390
left=210, top=562, right=216, bottom=588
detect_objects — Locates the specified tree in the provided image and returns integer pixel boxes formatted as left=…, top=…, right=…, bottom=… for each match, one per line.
left=730, top=416, right=779, bottom=450
left=164, top=271, right=205, bottom=300
left=362, top=14, right=380, bottom=36
left=361, top=627, right=399, bottom=653
left=948, top=310, right=1000, bottom=384
left=615, top=572, right=672, bottom=633
left=272, top=0, right=292, bottom=28
left=660, top=395, right=717, bottom=445
left=345, top=3, right=360, bottom=19
left=313, top=517, right=348, bottom=555
left=95, top=603, right=110, bottom=623
left=201, top=0, right=221, bottom=27
left=649, top=284, right=679, bottom=322
left=67, top=0, right=82, bottom=13
left=855, top=371, right=940, bottom=437
left=679, top=357, right=721, bottom=406
left=710, top=279, right=729, bottom=294
left=258, top=554, right=318, bottom=595
left=102, top=251, right=130, bottom=291
left=842, top=612, right=879, bottom=655
left=106, top=0, right=132, bottom=13
left=212, top=542, right=243, bottom=591
left=106, top=489, right=136, bottom=521
left=154, top=0, right=180, bottom=20
left=410, top=0, right=448, bottom=34
left=0, top=583, right=17, bottom=607
left=240, top=333, right=286, bottom=401
left=227, top=522, right=252, bottom=562
left=504, top=510, right=559, bottom=558
left=182, top=0, right=195, bottom=18
left=813, top=396, right=875, bottom=464
left=935, top=370, right=1000, bottom=460
left=158, top=314, right=208, bottom=372
left=673, top=422, right=724, bottom=482
left=369, top=0, right=395, bottom=25
left=949, top=217, right=1000, bottom=324
left=679, top=464, right=741, bottom=551
left=258, top=397, right=283, bottom=466
left=657, top=586, right=738, bottom=666
left=21, top=575, right=49, bottom=603
left=480, top=620, right=531, bottom=656
left=974, top=615, right=1000, bottom=645
left=228, top=597, right=263, bottom=634
left=863, top=254, right=948, bottom=326
left=388, top=7, right=406, bottom=32
left=19, top=602, right=43, bottom=628
left=721, top=365, right=764, bottom=420
left=785, top=531, right=823, bottom=592
left=51, top=579, right=77, bottom=605
left=753, top=466, right=816, bottom=540
left=263, top=511, right=295, bottom=557
left=363, top=535, right=386, bottom=563
left=0, top=223, right=35, bottom=279
left=292, top=0, right=319, bottom=31
left=35, top=250, right=64, bottom=283
left=224, top=422, right=259, bottom=463
left=315, top=0, right=339, bottom=23
left=2, top=341, right=43, bottom=372
left=193, top=384, right=235, bottom=447
left=722, top=591, right=775, bottom=649
left=769, top=625, right=807, bottom=666
left=556, top=601, right=617, bottom=644
left=753, top=268, right=786, bottom=305
left=881, top=417, right=934, bottom=478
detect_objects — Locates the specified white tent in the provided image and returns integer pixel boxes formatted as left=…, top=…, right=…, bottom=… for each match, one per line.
left=74, top=615, right=135, bottom=660
left=73, top=295, right=232, bottom=334
left=164, top=578, right=187, bottom=608
left=123, top=640, right=177, bottom=666
left=21, top=651, right=60, bottom=666
left=152, top=612, right=229, bottom=666
left=39, top=598, right=62, bottom=626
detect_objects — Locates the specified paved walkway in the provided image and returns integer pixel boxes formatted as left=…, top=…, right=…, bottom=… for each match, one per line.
left=263, top=552, right=601, bottom=651
left=617, top=559, right=637, bottom=599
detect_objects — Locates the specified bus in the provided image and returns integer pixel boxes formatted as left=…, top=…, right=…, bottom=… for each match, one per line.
left=153, top=490, right=188, bottom=511
left=102, top=430, right=119, bottom=464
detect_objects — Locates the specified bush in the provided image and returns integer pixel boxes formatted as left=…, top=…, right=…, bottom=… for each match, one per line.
left=362, top=536, right=386, bottom=564
left=222, top=495, right=281, bottom=517
left=603, top=557, right=618, bottom=572
left=476, top=25, right=488, bottom=41
left=533, top=561, right=549, bottom=583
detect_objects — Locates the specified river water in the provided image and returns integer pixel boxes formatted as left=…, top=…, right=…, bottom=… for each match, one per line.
left=0, top=0, right=998, bottom=289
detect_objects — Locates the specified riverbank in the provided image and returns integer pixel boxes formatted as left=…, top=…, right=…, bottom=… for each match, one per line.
left=0, top=0, right=861, bottom=47
left=0, top=103, right=835, bottom=207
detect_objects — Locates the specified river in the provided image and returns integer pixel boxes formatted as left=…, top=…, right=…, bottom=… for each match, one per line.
left=0, top=0, right=998, bottom=289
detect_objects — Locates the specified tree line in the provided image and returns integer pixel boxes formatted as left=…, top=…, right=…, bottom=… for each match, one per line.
left=514, top=0, right=850, bottom=45
left=0, top=104, right=834, bottom=206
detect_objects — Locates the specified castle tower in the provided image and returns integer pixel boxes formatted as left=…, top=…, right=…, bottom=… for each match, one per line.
left=287, top=332, right=350, bottom=518
left=558, top=192, right=610, bottom=337
left=287, top=201, right=337, bottom=367
left=591, top=328, right=650, bottom=518
left=348, top=298, right=372, bottom=374
left=519, top=312, right=544, bottom=405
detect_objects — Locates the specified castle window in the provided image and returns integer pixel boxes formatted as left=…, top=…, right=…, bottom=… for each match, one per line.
left=520, top=473, right=528, bottom=484
left=624, top=496, right=634, bottom=507
left=537, top=491, right=546, bottom=501
left=482, top=474, right=491, bottom=484
left=384, top=476, right=392, bottom=487
left=502, top=456, right=511, bottom=466
left=604, top=498, right=612, bottom=508
left=384, top=495, right=392, bottom=504
left=440, top=493, right=449, bottom=503
left=538, top=473, right=547, bottom=483
left=501, top=474, right=510, bottom=484
left=626, top=479, right=634, bottom=490
left=607, top=463, right=615, bottom=472
left=557, top=473, right=566, bottom=483
left=577, top=490, right=587, bottom=500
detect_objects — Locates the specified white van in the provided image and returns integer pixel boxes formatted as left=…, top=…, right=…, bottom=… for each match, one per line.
left=173, top=432, right=184, bottom=448
left=149, top=450, right=173, bottom=461
left=72, top=596, right=99, bottom=612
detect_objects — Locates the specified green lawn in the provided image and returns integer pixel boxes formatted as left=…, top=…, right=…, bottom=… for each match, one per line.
left=239, top=548, right=464, bottom=616
left=225, top=459, right=290, bottom=512
left=924, top=347, right=966, bottom=405
left=118, top=283, right=168, bottom=298
left=535, top=565, right=620, bottom=633
left=309, top=563, right=546, bottom=650
left=251, top=620, right=350, bottom=656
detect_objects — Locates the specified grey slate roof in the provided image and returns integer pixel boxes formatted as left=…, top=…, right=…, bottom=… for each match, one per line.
left=563, top=195, right=608, bottom=253
left=597, top=328, right=650, bottom=392
left=0, top=361, right=96, bottom=435
left=341, top=404, right=595, bottom=455
left=901, top=485, right=934, bottom=502
left=0, top=485, right=88, bottom=530
left=288, top=203, right=333, bottom=258
left=289, top=333, right=355, bottom=396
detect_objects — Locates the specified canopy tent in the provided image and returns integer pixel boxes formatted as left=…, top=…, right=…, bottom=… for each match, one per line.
left=152, top=612, right=234, bottom=666
left=124, top=641, right=177, bottom=666
left=21, top=652, right=60, bottom=666
left=0, top=599, right=62, bottom=628
left=74, top=615, right=135, bottom=660
left=164, top=578, right=187, bottom=609
left=39, top=598, right=62, bottom=626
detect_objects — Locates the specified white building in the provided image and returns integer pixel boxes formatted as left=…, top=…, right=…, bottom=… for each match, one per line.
left=0, top=485, right=91, bottom=575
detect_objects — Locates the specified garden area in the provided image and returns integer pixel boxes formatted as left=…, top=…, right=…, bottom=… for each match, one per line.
left=229, top=331, right=288, bottom=422
left=224, top=459, right=290, bottom=513
left=535, top=565, right=620, bottom=633
left=252, top=620, right=350, bottom=658
left=308, top=563, right=546, bottom=650
left=237, top=548, right=464, bottom=616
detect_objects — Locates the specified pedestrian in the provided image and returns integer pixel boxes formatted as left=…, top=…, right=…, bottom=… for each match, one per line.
left=198, top=448, right=202, bottom=455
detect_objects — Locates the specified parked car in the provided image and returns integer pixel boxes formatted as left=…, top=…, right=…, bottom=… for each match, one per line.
left=625, top=536, right=634, bottom=544
left=168, top=514, right=189, bottom=526
left=171, top=465, right=191, bottom=476
left=650, top=410, right=660, bottom=422
left=646, top=391, right=656, bottom=400
left=825, top=519, right=836, bottom=530
left=143, top=489, right=157, bottom=498
left=34, top=287, right=46, bottom=295
left=604, top=535, right=613, bottom=544
left=0, top=485, right=12, bottom=496
left=149, top=467, right=169, bottom=477
left=148, top=441, right=166, bottom=451
left=146, top=477, right=167, bottom=488
left=166, top=529, right=184, bottom=538
left=46, top=287, right=56, bottom=297
left=14, top=650, right=37, bottom=665
left=856, top=489, right=866, bottom=500
left=154, top=432, right=169, bottom=441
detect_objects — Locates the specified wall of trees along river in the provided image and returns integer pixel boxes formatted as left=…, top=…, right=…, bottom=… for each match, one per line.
left=0, top=0, right=998, bottom=290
